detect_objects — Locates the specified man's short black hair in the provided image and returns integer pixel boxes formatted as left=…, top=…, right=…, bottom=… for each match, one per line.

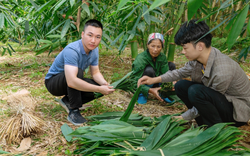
left=83, top=19, right=103, bottom=31
left=174, top=19, right=213, bottom=48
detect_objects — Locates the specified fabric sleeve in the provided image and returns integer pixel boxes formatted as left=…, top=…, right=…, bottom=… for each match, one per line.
left=160, top=61, right=195, bottom=83
left=63, top=47, right=79, bottom=67
left=90, top=48, right=99, bottom=66
left=131, top=56, right=150, bottom=97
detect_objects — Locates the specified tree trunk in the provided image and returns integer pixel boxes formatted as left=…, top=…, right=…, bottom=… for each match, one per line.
left=130, top=38, right=138, bottom=59
left=167, top=1, right=185, bottom=62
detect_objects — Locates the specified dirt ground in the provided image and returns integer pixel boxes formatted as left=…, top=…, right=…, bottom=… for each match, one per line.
left=0, top=48, right=249, bottom=155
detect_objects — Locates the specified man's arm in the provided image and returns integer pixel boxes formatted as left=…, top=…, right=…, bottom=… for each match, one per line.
left=65, top=65, right=114, bottom=95
left=90, top=65, right=108, bottom=85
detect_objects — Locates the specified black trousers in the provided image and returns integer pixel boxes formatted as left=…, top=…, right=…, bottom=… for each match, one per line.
left=45, top=68, right=100, bottom=109
left=143, top=62, right=176, bottom=88
left=174, top=80, right=245, bottom=127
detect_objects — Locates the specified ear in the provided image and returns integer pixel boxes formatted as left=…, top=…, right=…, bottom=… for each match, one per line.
left=197, top=42, right=205, bottom=51
left=81, top=31, right=84, bottom=38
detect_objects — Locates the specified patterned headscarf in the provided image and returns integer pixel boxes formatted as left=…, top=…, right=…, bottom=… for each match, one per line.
left=147, top=33, right=165, bottom=45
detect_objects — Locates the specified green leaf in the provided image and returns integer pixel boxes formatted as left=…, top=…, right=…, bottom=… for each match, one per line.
left=0, top=13, right=4, bottom=28
left=188, top=0, right=204, bottom=21
left=82, top=3, right=90, bottom=16
left=70, top=0, right=75, bottom=8
left=227, top=4, right=249, bottom=50
left=1, top=47, right=6, bottom=56
left=120, top=85, right=142, bottom=122
left=247, top=19, right=250, bottom=36
left=46, top=21, right=65, bottom=36
left=46, top=35, right=61, bottom=38
left=195, top=16, right=230, bottom=44
left=87, top=1, right=99, bottom=11
left=8, top=44, right=15, bottom=52
left=52, top=0, right=67, bottom=15
left=31, top=24, right=41, bottom=39
left=0, top=5, right=8, bottom=10
left=28, top=0, right=38, bottom=9
left=111, top=31, right=125, bottom=46
left=61, top=19, right=71, bottom=39
left=7, top=47, right=12, bottom=56
left=142, top=0, right=170, bottom=16
left=25, top=20, right=29, bottom=36
left=143, top=5, right=150, bottom=25
left=38, top=39, right=52, bottom=44
left=36, top=0, right=56, bottom=14
left=117, top=0, right=130, bottom=11
left=122, top=4, right=140, bottom=22
left=138, top=22, right=146, bottom=33
left=61, top=123, right=73, bottom=142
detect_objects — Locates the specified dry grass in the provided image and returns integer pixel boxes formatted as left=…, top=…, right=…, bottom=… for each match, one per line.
left=0, top=90, right=46, bottom=145
left=0, top=47, right=249, bottom=155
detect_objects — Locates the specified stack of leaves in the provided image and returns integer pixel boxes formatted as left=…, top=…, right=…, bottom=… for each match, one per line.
left=62, top=116, right=250, bottom=156
left=0, top=89, right=46, bottom=144
left=95, top=71, right=138, bottom=98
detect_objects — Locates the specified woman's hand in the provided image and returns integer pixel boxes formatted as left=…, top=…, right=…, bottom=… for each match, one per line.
left=148, top=87, right=163, bottom=102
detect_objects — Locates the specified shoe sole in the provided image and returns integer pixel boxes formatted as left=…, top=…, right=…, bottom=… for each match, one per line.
left=67, top=116, right=86, bottom=126
left=59, top=99, right=69, bottom=113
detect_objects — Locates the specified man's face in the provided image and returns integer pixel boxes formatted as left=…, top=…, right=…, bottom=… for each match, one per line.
left=181, top=43, right=200, bottom=61
left=81, top=25, right=102, bottom=51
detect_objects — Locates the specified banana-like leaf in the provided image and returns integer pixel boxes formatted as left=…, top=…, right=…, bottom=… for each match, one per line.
left=142, top=0, right=170, bottom=16
left=52, top=0, right=66, bottom=15
left=122, top=4, right=140, bottom=22
left=70, top=0, right=75, bottom=8
left=187, top=0, right=204, bottom=21
left=82, top=3, right=90, bottom=16
left=111, top=31, right=124, bottom=46
left=36, top=0, right=56, bottom=14
left=0, top=13, right=4, bottom=28
left=227, top=4, right=249, bottom=50
left=119, top=85, right=142, bottom=122
left=117, top=0, right=130, bottom=11
left=61, top=19, right=71, bottom=39
left=195, top=16, right=230, bottom=44
left=61, top=123, right=73, bottom=142
left=143, top=4, right=150, bottom=25
left=87, top=1, right=99, bottom=11
left=46, top=21, right=65, bottom=36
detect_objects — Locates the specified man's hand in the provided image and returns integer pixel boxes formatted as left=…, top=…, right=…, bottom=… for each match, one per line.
left=99, top=85, right=115, bottom=95
left=148, top=87, right=163, bottom=102
left=137, top=76, right=162, bottom=87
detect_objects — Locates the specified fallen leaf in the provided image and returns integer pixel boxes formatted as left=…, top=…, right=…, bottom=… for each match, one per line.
left=17, top=137, right=31, bottom=151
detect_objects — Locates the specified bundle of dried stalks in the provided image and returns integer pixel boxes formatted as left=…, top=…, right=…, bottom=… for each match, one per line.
left=0, top=89, right=46, bottom=144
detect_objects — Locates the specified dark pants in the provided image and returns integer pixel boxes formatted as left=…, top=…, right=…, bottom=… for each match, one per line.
left=143, top=62, right=176, bottom=88
left=174, top=80, right=245, bottom=127
left=45, top=68, right=100, bottom=109
left=143, top=62, right=176, bottom=77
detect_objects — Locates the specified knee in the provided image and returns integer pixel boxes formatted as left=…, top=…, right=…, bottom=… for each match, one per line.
left=76, top=68, right=84, bottom=79
left=168, top=62, right=176, bottom=71
left=187, top=84, right=205, bottom=102
left=174, top=80, right=189, bottom=92
left=143, top=66, right=155, bottom=77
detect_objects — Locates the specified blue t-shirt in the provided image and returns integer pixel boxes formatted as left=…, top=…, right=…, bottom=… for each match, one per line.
left=45, top=39, right=99, bottom=79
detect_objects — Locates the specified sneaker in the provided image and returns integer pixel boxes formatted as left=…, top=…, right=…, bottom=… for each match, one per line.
left=137, top=93, right=147, bottom=104
left=67, top=109, right=87, bottom=125
left=59, top=96, right=70, bottom=113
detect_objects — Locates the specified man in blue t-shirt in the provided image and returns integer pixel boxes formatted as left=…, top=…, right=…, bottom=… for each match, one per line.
left=45, top=19, right=115, bottom=125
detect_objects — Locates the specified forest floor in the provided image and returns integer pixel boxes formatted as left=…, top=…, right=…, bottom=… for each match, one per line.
left=0, top=44, right=250, bottom=155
